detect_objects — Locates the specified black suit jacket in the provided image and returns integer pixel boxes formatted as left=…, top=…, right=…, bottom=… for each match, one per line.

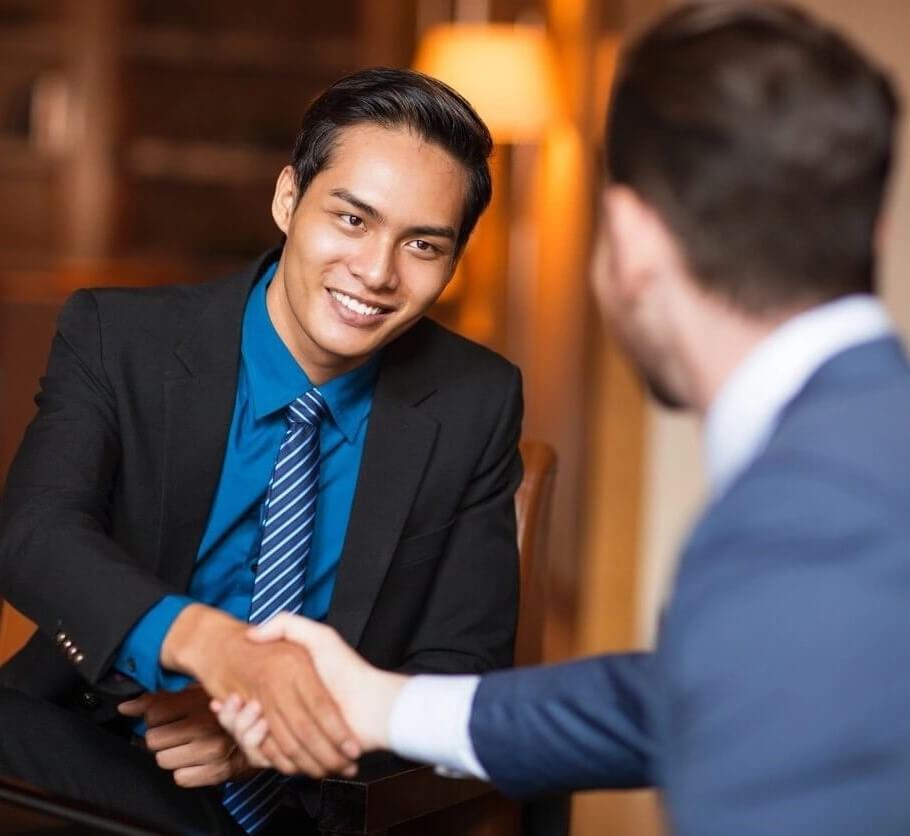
left=0, top=251, right=522, bottom=721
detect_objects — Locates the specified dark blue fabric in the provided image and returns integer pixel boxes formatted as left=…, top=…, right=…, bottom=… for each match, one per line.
left=115, top=261, right=379, bottom=691
left=471, top=336, right=910, bottom=835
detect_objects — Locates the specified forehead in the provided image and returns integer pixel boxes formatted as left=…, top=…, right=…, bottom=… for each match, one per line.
left=312, top=123, right=468, bottom=225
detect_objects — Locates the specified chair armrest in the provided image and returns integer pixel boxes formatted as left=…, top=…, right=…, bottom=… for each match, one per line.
left=317, top=753, right=494, bottom=834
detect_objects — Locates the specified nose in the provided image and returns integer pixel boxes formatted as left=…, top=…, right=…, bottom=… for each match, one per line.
left=349, top=236, right=398, bottom=293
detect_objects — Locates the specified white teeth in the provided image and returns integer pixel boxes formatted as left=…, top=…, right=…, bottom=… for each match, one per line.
left=330, top=290, right=384, bottom=316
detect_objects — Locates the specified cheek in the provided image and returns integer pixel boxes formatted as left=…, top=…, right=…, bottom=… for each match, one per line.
left=397, top=259, right=451, bottom=308
left=286, top=222, right=350, bottom=269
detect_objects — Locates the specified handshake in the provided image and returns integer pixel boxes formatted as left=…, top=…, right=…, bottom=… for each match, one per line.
left=210, top=613, right=405, bottom=777
left=118, top=605, right=407, bottom=787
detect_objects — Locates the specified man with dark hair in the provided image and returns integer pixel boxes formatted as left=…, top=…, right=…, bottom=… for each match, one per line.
left=218, top=5, right=910, bottom=835
left=0, top=67, right=521, bottom=834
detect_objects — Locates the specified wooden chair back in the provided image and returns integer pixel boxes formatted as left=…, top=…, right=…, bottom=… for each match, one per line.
left=514, top=440, right=557, bottom=667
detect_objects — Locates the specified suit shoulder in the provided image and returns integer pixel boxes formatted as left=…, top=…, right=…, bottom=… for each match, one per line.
left=759, top=370, right=910, bottom=510
left=407, top=317, right=519, bottom=382
left=61, top=270, right=245, bottom=340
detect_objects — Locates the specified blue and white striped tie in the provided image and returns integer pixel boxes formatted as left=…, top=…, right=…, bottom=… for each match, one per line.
left=223, top=388, right=328, bottom=834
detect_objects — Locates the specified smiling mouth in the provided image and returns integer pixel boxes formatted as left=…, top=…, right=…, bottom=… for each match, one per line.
left=328, top=289, right=393, bottom=318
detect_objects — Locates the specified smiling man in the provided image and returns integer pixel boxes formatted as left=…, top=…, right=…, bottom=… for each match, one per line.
left=0, top=68, right=522, bottom=835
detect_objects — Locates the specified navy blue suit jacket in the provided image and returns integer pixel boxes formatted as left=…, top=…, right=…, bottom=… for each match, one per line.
left=470, top=337, right=910, bottom=835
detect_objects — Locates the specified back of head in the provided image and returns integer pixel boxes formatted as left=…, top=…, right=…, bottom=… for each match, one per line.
left=607, top=1, right=900, bottom=314
left=291, top=67, right=493, bottom=257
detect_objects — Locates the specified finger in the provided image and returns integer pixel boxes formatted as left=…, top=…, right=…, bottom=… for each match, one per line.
left=144, top=695, right=194, bottom=728
left=172, top=762, right=233, bottom=788
left=237, top=731, right=270, bottom=770
left=289, top=664, right=360, bottom=761
left=258, top=651, right=357, bottom=771
left=239, top=717, right=269, bottom=751
left=145, top=715, right=218, bottom=752
left=234, top=719, right=269, bottom=769
left=304, top=680, right=361, bottom=761
left=263, top=695, right=344, bottom=778
left=269, top=683, right=353, bottom=775
left=260, top=733, right=322, bottom=777
left=155, top=736, right=235, bottom=771
left=246, top=614, right=294, bottom=642
left=233, top=699, right=264, bottom=739
left=214, top=694, right=242, bottom=735
left=117, top=694, right=152, bottom=716
left=248, top=613, right=329, bottom=645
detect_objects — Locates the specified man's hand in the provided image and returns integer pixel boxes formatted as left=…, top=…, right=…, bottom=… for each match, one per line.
left=118, top=685, right=252, bottom=787
left=160, top=604, right=360, bottom=777
left=213, top=614, right=408, bottom=770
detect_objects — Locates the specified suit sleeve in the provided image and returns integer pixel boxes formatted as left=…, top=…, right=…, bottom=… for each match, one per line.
left=661, top=464, right=910, bottom=836
left=469, top=653, right=657, bottom=796
left=0, top=291, right=178, bottom=689
left=397, top=365, right=523, bottom=675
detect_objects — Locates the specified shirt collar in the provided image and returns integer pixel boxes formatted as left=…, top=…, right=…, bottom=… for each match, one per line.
left=242, top=260, right=380, bottom=442
left=704, top=294, right=893, bottom=498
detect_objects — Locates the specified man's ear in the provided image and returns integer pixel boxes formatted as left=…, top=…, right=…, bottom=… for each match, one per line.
left=271, top=166, right=299, bottom=234
left=604, top=185, right=679, bottom=302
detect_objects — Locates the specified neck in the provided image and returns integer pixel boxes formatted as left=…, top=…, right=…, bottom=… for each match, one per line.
left=670, top=289, right=797, bottom=415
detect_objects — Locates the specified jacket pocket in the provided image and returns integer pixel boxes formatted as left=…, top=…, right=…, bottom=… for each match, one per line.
left=390, top=519, right=456, bottom=569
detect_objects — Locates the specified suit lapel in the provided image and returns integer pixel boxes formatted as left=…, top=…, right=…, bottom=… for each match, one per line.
left=157, top=252, right=275, bottom=589
left=327, top=322, right=440, bottom=648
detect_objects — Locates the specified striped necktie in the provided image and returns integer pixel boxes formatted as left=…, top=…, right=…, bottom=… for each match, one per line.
left=223, top=388, right=328, bottom=833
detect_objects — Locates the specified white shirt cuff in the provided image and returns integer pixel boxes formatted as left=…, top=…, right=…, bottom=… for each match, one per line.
left=387, top=674, right=488, bottom=780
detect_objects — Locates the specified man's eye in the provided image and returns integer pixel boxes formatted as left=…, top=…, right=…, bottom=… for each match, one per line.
left=340, top=214, right=363, bottom=227
left=411, top=240, right=435, bottom=253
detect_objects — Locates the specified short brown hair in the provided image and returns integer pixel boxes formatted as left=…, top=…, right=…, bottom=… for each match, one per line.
left=606, top=1, right=899, bottom=314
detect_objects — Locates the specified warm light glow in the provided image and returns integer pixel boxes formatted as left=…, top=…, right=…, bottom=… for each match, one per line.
left=414, top=23, right=560, bottom=144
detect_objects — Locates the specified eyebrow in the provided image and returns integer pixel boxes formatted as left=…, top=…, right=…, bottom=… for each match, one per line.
left=329, top=188, right=457, bottom=242
left=330, top=189, right=385, bottom=224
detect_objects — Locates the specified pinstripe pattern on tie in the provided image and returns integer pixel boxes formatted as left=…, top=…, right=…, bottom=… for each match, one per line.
left=223, top=388, right=328, bottom=834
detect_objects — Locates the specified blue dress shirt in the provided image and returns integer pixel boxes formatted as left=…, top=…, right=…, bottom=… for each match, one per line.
left=115, top=262, right=379, bottom=691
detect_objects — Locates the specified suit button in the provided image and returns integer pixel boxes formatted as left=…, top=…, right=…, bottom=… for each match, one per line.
left=81, top=691, right=100, bottom=710
left=74, top=653, right=85, bottom=664
left=55, top=631, right=66, bottom=645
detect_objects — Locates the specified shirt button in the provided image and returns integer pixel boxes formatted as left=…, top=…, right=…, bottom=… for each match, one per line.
left=127, top=658, right=137, bottom=674
left=81, top=691, right=100, bottom=710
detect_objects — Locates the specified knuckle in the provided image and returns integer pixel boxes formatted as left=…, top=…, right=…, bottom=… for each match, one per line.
left=328, top=752, right=349, bottom=772
left=208, top=738, right=229, bottom=760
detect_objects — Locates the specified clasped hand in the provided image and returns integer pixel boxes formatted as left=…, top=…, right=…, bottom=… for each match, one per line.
left=142, top=604, right=377, bottom=783
left=118, top=685, right=252, bottom=787
left=211, top=614, right=407, bottom=775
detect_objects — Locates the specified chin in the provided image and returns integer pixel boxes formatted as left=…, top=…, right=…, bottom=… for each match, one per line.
left=644, top=376, right=688, bottom=411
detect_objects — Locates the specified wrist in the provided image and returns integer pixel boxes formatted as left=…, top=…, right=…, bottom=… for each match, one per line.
left=160, top=604, right=242, bottom=680
left=361, top=669, right=408, bottom=751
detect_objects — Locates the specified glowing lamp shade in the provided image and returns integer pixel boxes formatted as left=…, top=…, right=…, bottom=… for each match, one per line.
left=414, top=23, right=560, bottom=144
